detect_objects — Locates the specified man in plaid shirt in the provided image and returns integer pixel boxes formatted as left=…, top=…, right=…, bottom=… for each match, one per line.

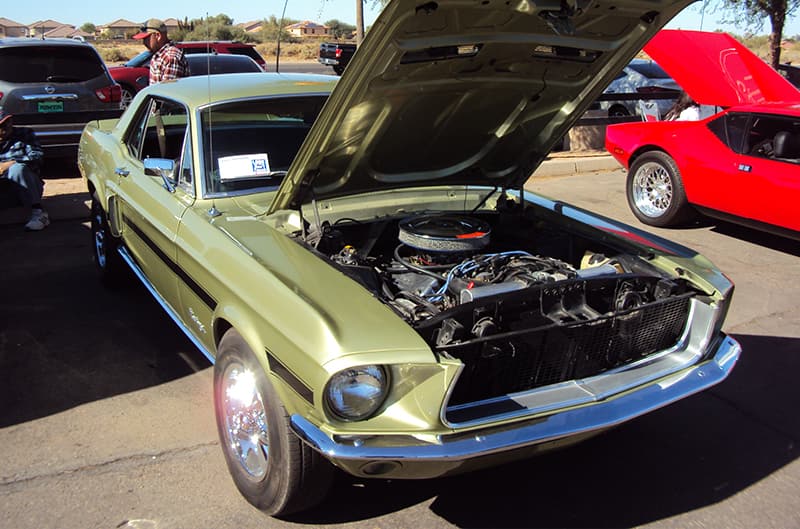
left=0, top=109, right=48, bottom=231
left=133, top=18, right=189, bottom=85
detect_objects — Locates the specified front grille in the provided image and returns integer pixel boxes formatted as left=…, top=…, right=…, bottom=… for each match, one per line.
left=443, top=294, right=692, bottom=409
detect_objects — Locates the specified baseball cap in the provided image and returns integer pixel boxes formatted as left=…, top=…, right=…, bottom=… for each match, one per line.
left=133, top=19, right=167, bottom=39
left=0, top=108, right=11, bottom=125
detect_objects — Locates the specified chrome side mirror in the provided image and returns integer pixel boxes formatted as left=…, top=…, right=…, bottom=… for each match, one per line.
left=143, top=157, right=176, bottom=192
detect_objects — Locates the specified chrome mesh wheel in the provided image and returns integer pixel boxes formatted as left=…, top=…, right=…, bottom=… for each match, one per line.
left=221, top=363, right=269, bottom=481
left=632, top=161, right=673, bottom=218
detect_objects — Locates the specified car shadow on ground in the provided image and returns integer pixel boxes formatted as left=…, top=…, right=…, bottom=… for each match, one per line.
left=708, top=221, right=800, bottom=256
left=0, top=220, right=208, bottom=428
left=294, top=333, right=798, bottom=528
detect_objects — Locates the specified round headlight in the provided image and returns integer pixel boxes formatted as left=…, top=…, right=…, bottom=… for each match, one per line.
left=325, top=365, right=388, bottom=421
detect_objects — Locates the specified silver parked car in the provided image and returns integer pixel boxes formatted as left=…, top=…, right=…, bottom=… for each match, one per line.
left=0, top=37, right=122, bottom=158
left=600, top=58, right=680, bottom=119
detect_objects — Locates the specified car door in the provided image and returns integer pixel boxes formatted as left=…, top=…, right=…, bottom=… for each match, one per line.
left=115, top=96, right=194, bottom=311
left=734, top=114, right=800, bottom=230
left=678, top=112, right=754, bottom=216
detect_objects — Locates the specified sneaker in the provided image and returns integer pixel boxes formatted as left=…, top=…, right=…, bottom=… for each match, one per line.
left=25, top=209, right=50, bottom=231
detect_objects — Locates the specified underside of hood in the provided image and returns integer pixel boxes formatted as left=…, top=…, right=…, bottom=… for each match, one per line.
left=644, top=29, right=800, bottom=107
left=271, top=0, right=694, bottom=211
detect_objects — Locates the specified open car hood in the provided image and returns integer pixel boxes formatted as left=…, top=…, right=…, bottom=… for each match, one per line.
left=271, top=0, right=693, bottom=211
left=644, top=29, right=800, bottom=107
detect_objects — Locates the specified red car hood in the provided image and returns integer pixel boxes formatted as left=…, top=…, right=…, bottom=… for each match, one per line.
left=644, top=29, right=800, bottom=107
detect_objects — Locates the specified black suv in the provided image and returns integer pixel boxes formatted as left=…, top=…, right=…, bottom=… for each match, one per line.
left=0, top=38, right=122, bottom=158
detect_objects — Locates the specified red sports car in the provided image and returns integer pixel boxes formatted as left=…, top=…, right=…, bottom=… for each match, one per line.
left=605, top=30, right=800, bottom=240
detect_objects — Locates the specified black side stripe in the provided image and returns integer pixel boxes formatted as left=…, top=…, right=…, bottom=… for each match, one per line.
left=267, top=351, right=314, bottom=404
left=124, top=215, right=217, bottom=310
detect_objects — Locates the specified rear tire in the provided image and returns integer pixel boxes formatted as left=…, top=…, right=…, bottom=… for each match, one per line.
left=213, top=329, right=334, bottom=516
left=333, top=65, right=345, bottom=76
left=90, top=193, right=125, bottom=287
left=608, top=104, right=630, bottom=118
left=120, top=86, right=135, bottom=110
left=627, top=151, right=694, bottom=227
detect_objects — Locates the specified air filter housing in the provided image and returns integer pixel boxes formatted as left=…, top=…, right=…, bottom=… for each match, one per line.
left=398, top=215, right=491, bottom=253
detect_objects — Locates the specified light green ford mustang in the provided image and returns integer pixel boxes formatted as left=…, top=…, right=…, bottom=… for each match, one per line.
left=78, top=0, right=740, bottom=517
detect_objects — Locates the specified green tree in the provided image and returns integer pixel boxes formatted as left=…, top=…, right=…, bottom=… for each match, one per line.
left=80, top=22, right=96, bottom=34
left=325, top=19, right=356, bottom=39
left=717, top=0, right=800, bottom=67
left=175, top=14, right=254, bottom=43
left=257, top=16, right=298, bottom=43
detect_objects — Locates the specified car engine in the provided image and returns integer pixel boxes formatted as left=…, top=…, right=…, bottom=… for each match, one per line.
left=310, top=209, right=697, bottom=407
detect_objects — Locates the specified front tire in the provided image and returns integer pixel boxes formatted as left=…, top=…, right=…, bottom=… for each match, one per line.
left=627, top=151, right=694, bottom=227
left=213, top=329, right=333, bottom=516
left=90, top=193, right=125, bottom=286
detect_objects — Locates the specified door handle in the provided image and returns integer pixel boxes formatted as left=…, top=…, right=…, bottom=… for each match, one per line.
left=115, top=167, right=130, bottom=177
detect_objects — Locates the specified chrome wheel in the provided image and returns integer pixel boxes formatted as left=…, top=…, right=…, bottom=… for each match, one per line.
left=632, top=161, right=673, bottom=218
left=222, top=363, right=269, bottom=481
left=120, top=88, right=134, bottom=110
left=92, top=209, right=108, bottom=269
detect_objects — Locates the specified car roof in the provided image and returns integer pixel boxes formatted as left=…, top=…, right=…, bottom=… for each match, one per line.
left=0, top=37, right=91, bottom=48
left=177, top=40, right=254, bottom=46
left=135, top=72, right=336, bottom=109
left=186, top=53, right=258, bottom=62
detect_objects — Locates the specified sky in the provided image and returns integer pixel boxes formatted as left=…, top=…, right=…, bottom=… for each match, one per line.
left=5, top=0, right=800, bottom=37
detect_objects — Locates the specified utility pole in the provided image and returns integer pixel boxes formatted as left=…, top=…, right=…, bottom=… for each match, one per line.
left=356, top=0, right=365, bottom=46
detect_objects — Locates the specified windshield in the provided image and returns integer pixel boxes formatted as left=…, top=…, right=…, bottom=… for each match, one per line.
left=628, top=61, right=670, bottom=79
left=200, top=95, right=328, bottom=197
left=125, top=50, right=152, bottom=68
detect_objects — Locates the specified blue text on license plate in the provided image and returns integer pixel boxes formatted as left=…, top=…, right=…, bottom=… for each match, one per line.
left=38, top=101, right=63, bottom=113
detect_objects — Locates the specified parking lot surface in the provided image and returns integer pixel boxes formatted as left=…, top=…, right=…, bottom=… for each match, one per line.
left=1, top=163, right=798, bottom=529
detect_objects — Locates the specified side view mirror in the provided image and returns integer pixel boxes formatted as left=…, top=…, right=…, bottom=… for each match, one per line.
left=143, top=157, right=176, bottom=192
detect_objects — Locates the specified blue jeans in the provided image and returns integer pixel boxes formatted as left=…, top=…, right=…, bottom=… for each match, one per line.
left=1, top=162, right=43, bottom=208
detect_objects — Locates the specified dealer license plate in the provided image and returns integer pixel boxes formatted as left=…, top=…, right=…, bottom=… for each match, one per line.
left=37, top=101, right=63, bottom=113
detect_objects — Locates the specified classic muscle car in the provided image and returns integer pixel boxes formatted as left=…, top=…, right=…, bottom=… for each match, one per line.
left=606, top=30, right=800, bottom=239
left=78, top=0, right=740, bottom=517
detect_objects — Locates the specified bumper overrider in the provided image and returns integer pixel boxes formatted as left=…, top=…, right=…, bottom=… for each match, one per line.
left=291, top=335, right=740, bottom=479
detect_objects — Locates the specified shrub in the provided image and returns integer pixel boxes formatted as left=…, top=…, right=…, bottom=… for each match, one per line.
left=99, top=47, right=129, bottom=63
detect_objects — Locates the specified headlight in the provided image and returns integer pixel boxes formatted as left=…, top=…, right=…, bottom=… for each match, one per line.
left=325, top=365, right=389, bottom=421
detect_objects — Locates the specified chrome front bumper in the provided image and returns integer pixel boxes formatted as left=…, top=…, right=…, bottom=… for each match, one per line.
left=291, top=335, right=739, bottom=477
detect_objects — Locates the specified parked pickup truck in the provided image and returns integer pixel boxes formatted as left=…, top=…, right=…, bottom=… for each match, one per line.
left=318, top=42, right=357, bottom=75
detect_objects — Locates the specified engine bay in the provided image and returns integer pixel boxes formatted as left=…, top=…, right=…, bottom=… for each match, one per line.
left=300, top=201, right=698, bottom=403
left=306, top=204, right=693, bottom=327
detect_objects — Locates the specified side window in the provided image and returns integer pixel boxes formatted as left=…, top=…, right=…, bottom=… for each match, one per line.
left=123, top=97, right=192, bottom=184
left=744, top=114, right=800, bottom=162
left=124, top=99, right=155, bottom=159
left=707, top=112, right=749, bottom=153
left=124, top=97, right=189, bottom=162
